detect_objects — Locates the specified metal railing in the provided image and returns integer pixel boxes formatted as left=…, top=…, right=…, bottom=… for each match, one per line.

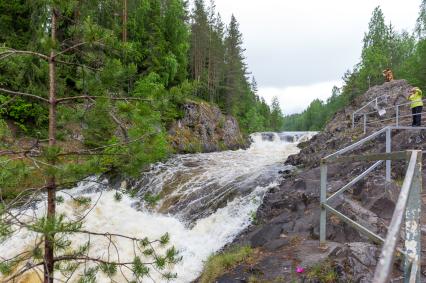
left=352, top=94, right=391, bottom=128
left=353, top=97, right=426, bottom=134
left=319, top=127, right=423, bottom=282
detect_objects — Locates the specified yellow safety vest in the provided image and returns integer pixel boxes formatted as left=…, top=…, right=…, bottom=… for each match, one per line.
left=409, top=89, right=423, bottom=108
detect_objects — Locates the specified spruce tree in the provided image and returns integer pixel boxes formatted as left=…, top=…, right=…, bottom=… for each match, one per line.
left=270, top=96, right=284, bottom=131
left=224, top=15, right=246, bottom=115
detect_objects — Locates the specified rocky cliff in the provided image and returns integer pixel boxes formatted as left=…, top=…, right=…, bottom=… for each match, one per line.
left=168, top=101, right=246, bottom=153
left=211, top=80, right=426, bottom=282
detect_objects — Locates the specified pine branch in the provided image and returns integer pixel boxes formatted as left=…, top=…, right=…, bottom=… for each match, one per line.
left=57, top=151, right=127, bottom=157
left=56, top=95, right=150, bottom=103
left=0, top=88, right=49, bottom=103
left=0, top=96, right=18, bottom=108
left=109, top=111, right=129, bottom=143
left=55, top=41, right=106, bottom=58
left=67, top=133, right=152, bottom=153
left=55, top=42, right=88, bottom=57
left=55, top=59, right=100, bottom=71
left=76, top=230, right=160, bottom=245
left=0, top=49, right=49, bottom=61
left=54, top=255, right=146, bottom=268
left=2, top=262, right=45, bottom=283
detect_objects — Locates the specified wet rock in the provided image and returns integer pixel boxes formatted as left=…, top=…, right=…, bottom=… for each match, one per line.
left=264, top=238, right=290, bottom=251
left=168, top=101, right=247, bottom=153
left=330, top=242, right=381, bottom=282
left=250, top=224, right=282, bottom=247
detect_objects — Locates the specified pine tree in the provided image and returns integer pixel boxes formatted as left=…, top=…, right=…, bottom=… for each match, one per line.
left=0, top=2, right=179, bottom=281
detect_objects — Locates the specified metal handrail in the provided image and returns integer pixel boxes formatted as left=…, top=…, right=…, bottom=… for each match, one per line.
left=320, top=127, right=423, bottom=282
left=357, top=98, right=426, bottom=117
left=352, top=94, right=391, bottom=127
left=372, top=150, right=422, bottom=283
left=365, top=111, right=426, bottom=126
left=324, top=127, right=388, bottom=160
left=353, top=94, right=391, bottom=116
left=353, top=97, right=426, bottom=133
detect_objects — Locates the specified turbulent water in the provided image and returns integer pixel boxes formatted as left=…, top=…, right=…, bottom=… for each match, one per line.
left=0, top=132, right=315, bottom=283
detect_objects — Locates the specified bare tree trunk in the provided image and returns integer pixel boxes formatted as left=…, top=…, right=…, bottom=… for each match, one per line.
left=122, top=0, right=128, bottom=42
left=45, top=7, right=58, bottom=283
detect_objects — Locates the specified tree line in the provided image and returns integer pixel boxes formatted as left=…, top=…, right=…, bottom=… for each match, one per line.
left=189, top=0, right=283, bottom=132
left=283, top=3, right=426, bottom=131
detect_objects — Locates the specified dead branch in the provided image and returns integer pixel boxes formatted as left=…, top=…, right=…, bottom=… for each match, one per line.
left=0, top=49, right=49, bottom=61
left=56, top=96, right=150, bottom=103
left=109, top=111, right=129, bottom=143
left=0, top=88, right=49, bottom=103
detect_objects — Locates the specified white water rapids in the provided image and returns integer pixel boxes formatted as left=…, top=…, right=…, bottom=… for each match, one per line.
left=0, top=132, right=315, bottom=283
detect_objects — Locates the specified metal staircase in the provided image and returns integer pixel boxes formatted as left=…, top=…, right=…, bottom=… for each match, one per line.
left=319, top=126, right=424, bottom=282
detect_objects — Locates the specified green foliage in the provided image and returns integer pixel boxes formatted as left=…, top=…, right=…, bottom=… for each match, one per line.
left=0, top=158, right=32, bottom=194
left=114, top=191, right=123, bottom=202
left=77, top=266, right=98, bottom=283
left=270, top=96, right=284, bottom=131
left=100, top=262, right=117, bottom=277
left=82, top=101, right=115, bottom=148
left=199, top=246, right=253, bottom=283
left=0, top=119, right=11, bottom=140
left=0, top=260, right=15, bottom=276
left=73, top=196, right=92, bottom=206
left=160, top=232, right=170, bottom=245
left=0, top=96, right=48, bottom=135
left=143, top=192, right=161, bottom=206
left=29, top=214, right=83, bottom=239
left=0, top=220, right=12, bottom=244
left=132, top=256, right=149, bottom=278
left=307, top=260, right=338, bottom=283
left=0, top=1, right=192, bottom=281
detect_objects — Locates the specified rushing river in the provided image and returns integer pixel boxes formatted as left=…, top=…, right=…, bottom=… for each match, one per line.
left=0, top=132, right=315, bottom=283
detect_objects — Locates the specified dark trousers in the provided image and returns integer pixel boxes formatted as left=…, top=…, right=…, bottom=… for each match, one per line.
left=412, top=106, right=423, bottom=126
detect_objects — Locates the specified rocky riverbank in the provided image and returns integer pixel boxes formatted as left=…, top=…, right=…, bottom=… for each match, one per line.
left=202, top=80, right=426, bottom=282
left=168, top=101, right=247, bottom=153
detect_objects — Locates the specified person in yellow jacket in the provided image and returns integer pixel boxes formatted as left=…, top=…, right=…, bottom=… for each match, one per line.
left=408, top=87, right=423, bottom=126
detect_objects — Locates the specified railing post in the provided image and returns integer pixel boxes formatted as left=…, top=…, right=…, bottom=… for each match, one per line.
left=375, top=97, right=378, bottom=109
left=386, top=127, right=391, bottom=182
left=320, top=162, right=327, bottom=247
left=363, top=114, right=367, bottom=135
left=396, top=105, right=399, bottom=127
left=352, top=113, right=355, bottom=128
left=404, top=151, right=422, bottom=283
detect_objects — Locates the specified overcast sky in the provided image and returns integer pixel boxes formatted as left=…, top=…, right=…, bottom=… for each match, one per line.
left=211, top=0, right=421, bottom=115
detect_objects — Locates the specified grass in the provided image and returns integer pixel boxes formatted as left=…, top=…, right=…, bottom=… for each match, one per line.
left=306, top=260, right=338, bottom=283
left=199, top=246, right=254, bottom=283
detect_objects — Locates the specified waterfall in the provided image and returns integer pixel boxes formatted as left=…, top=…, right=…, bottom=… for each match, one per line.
left=0, top=132, right=315, bottom=283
